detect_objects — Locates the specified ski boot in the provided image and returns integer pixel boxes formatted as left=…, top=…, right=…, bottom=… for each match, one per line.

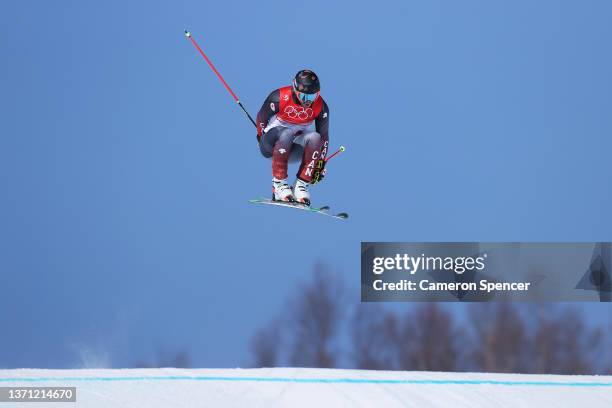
left=293, top=178, right=311, bottom=206
left=272, top=178, right=294, bottom=202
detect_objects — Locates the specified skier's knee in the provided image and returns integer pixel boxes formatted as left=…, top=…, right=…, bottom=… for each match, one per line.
left=277, top=131, right=295, bottom=146
left=305, top=131, right=321, bottom=145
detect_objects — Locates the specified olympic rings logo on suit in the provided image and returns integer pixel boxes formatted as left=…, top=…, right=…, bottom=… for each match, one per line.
left=284, top=105, right=313, bottom=120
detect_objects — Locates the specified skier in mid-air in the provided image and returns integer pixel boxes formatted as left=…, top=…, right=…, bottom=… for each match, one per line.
left=256, top=70, right=329, bottom=206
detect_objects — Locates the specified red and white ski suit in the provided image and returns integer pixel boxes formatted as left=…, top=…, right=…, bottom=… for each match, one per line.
left=256, top=86, right=329, bottom=182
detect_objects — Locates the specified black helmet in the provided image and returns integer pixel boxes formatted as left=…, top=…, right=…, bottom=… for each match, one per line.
left=292, top=69, right=320, bottom=94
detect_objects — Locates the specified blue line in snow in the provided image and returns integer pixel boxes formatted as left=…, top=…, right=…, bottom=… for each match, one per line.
left=0, top=376, right=611, bottom=387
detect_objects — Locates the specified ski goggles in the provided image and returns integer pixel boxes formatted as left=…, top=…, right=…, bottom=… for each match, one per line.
left=295, top=90, right=319, bottom=105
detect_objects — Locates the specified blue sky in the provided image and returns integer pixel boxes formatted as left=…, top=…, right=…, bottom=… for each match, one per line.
left=1, top=0, right=611, bottom=368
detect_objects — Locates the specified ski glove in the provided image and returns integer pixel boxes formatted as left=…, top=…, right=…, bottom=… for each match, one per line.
left=311, top=158, right=327, bottom=184
left=257, top=129, right=267, bottom=143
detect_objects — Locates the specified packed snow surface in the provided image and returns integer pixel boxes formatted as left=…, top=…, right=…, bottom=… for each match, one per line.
left=1, top=367, right=611, bottom=407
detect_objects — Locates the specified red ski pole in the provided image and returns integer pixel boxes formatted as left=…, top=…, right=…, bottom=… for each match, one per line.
left=325, top=145, right=346, bottom=162
left=184, top=30, right=257, bottom=128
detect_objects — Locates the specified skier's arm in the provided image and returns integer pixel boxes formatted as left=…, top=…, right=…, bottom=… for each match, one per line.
left=310, top=99, right=330, bottom=184
left=255, top=89, right=280, bottom=141
left=315, top=99, right=330, bottom=155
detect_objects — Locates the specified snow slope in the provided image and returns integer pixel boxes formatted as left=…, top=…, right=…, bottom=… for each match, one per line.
left=1, top=367, right=611, bottom=407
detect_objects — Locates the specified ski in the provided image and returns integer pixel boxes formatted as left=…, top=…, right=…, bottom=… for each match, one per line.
left=249, top=198, right=348, bottom=220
